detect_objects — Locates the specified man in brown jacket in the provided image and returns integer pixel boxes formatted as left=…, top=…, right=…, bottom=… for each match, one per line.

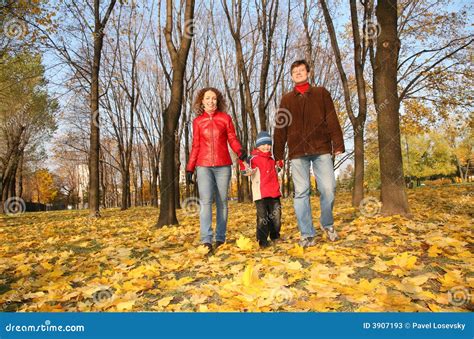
left=273, top=59, right=345, bottom=247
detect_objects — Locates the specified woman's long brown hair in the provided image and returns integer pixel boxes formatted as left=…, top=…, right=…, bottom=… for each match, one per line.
left=192, top=87, right=227, bottom=115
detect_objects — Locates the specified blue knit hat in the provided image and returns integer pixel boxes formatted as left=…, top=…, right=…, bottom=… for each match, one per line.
left=256, top=131, right=272, bottom=147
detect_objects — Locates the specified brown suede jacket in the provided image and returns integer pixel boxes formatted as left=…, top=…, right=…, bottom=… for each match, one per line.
left=273, top=86, right=345, bottom=161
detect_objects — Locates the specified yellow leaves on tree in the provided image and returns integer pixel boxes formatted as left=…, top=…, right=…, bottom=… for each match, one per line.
left=30, top=168, right=58, bottom=204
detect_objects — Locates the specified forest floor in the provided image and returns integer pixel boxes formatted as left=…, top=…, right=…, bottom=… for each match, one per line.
left=0, top=185, right=472, bottom=312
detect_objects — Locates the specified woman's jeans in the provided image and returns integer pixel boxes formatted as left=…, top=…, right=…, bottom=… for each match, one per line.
left=291, top=154, right=336, bottom=239
left=196, top=165, right=231, bottom=244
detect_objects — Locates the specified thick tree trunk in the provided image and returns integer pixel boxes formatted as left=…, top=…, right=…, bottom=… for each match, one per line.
left=157, top=120, right=179, bottom=226
left=157, top=0, right=195, bottom=227
left=120, top=169, right=131, bottom=210
left=374, top=0, right=410, bottom=215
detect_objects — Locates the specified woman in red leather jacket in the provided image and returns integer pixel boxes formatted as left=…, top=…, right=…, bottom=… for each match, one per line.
left=185, top=87, right=247, bottom=253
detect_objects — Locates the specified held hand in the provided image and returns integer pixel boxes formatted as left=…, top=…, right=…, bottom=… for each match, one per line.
left=238, top=150, right=248, bottom=161
left=276, top=160, right=284, bottom=172
left=186, top=171, right=194, bottom=185
left=241, top=167, right=256, bottom=177
left=240, top=162, right=256, bottom=177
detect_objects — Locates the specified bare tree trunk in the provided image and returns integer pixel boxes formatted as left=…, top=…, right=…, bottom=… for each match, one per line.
left=174, top=126, right=181, bottom=209
left=238, top=79, right=252, bottom=202
left=157, top=0, right=195, bottom=227
left=373, top=0, right=410, bottom=215
left=17, top=152, right=23, bottom=198
left=89, top=0, right=117, bottom=217
left=320, top=0, right=369, bottom=207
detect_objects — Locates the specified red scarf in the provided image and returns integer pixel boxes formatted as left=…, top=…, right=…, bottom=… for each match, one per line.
left=295, top=82, right=310, bottom=94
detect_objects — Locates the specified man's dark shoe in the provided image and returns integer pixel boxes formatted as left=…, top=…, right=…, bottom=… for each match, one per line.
left=215, top=241, right=225, bottom=250
left=203, top=243, right=213, bottom=254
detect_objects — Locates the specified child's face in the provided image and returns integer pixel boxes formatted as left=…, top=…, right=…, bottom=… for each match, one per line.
left=257, top=144, right=271, bottom=152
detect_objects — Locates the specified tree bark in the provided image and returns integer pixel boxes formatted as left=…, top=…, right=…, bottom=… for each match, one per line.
left=320, top=0, right=369, bottom=207
left=156, top=0, right=195, bottom=227
left=373, top=0, right=410, bottom=215
left=89, top=0, right=117, bottom=217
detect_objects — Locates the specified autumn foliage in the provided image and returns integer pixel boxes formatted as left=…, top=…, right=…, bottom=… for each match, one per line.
left=0, top=185, right=472, bottom=312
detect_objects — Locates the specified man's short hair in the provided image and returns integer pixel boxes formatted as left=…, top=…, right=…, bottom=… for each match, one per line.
left=290, top=59, right=310, bottom=73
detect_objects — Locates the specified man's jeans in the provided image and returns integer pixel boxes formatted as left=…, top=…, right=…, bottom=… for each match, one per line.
left=196, top=165, right=231, bottom=244
left=291, top=154, right=336, bottom=239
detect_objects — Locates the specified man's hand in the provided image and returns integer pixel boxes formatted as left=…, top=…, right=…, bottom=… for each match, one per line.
left=276, top=160, right=284, bottom=172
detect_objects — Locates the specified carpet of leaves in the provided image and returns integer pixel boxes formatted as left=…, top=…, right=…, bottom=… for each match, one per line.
left=0, top=185, right=472, bottom=312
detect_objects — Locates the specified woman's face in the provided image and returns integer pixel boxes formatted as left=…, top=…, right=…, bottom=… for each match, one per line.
left=202, top=90, right=217, bottom=113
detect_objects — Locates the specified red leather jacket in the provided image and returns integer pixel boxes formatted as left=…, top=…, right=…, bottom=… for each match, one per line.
left=186, top=111, right=243, bottom=172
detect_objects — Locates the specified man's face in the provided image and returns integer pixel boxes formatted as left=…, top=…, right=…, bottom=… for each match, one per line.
left=291, top=64, right=309, bottom=84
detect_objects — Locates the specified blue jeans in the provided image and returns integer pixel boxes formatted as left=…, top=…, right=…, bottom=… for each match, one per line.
left=196, top=165, right=231, bottom=244
left=291, top=154, right=336, bottom=238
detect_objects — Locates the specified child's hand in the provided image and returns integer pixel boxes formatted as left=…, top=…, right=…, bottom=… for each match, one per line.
left=241, top=165, right=256, bottom=177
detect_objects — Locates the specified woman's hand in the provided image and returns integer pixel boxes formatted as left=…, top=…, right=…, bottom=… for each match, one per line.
left=238, top=150, right=248, bottom=161
left=186, top=171, right=195, bottom=185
